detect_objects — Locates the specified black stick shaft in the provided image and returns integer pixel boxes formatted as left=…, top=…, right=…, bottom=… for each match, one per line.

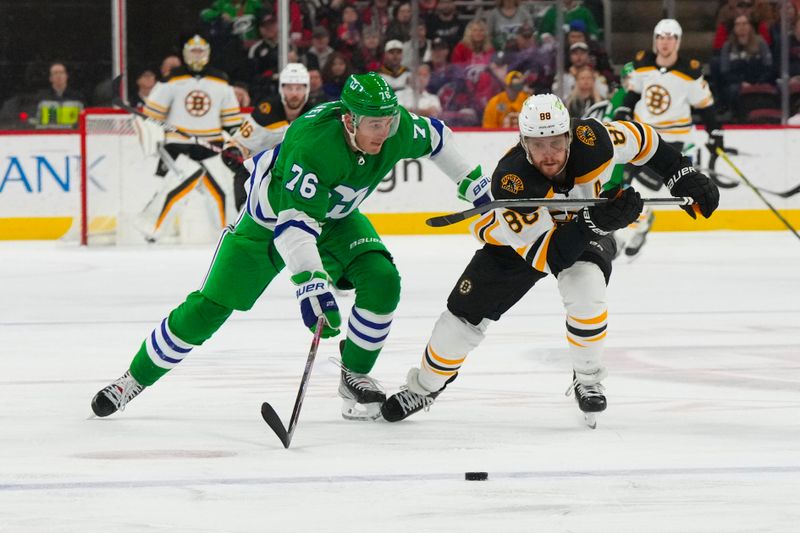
left=716, top=148, right=800, bottom=241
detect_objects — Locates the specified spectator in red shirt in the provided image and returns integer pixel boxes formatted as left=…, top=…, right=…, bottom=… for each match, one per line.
left=351, top=26, right=384, bottom=72
left=361, top=0, right=393, bottom=38
left=451, top=19, right=495, bottom=66
left=713, top=0, right=772, bottom=50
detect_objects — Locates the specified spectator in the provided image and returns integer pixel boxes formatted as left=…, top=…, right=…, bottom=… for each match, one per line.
left=34, top=62, right=85, bottom=128
left=426, top=0, right=465, bottom=53
left=248, top=13, right=280, bottom=99
left=361, top=0, right=393, bottom=37
left=485, top=0, right=534, bottom=51
left=200, top=0, right=264, bottom=47
left=335, top=5, right=362, bottom=54
left=396, top=63, right=442, bottom=117
left=504, top=25, right=553, bottom=94
left=565, top=65, right=602, bottom=117
left=713, top=0, right=772, bottom=51
left=482, top=70, right=527, bottom=128
left=379, top=39, right=411, bottom=90
left=720, top=15, right=774, bottom=118
left=130, top=69, right=158, bottom=108
left=553, top=42, right=608, bottom=98
left=304, top=26, right=335, bottom=71
left=321, top=52, right=352, bottom=100
left=160, top=54, right=182, bottom=80
left=769, top=1, right=797, bottom=64
left=538, top=0, right=600, bottom=41
left=402, top=22, right=432, bottom=68
left=427, top=37, right=458, bottom=94
left=785, top=14, right=800, bottom=80
left=386, top=2, right=413, bottom=42
left=232, top=83, right=251, bottom=108
left=307, top=68, right=327, bottom=106
left=351, top=26, right=384, bottom=72
left=566, top=20, right=614, bottom=86
left=451, top=19, right=495, bottom=66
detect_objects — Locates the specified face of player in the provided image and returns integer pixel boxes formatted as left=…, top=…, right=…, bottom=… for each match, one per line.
left=655, top=34, right=679, bottom=58
left=352, top=115, right=395, bottom=154
left=524, top=134, right=569, bottom=178
left=281, top=83, right=308, bottom=110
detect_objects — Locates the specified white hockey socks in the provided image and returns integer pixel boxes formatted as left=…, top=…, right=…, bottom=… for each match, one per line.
left=558, top=261, right=608, bottom=385
left=415, top=310, right=488, bottom=394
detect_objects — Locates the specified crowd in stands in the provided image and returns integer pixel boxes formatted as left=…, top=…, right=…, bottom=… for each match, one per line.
left=6, top=0, right=800, bottom=129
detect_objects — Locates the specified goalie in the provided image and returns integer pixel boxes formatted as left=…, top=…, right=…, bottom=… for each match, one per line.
left=221, top=63, right=314, bottom=210
left=137, top=34, right=242, bottom=242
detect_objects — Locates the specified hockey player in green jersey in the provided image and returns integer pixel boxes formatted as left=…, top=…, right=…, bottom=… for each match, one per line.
left=90, top=72, right=491, bottom=421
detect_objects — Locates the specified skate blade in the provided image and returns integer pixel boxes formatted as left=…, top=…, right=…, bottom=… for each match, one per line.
left=584, top=412, right=598, bottom=429
left=341, top=399, right=382, bottom=421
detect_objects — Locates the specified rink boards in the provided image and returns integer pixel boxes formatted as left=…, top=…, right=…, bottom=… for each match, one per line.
left=1, top=125, right=799, bottom=240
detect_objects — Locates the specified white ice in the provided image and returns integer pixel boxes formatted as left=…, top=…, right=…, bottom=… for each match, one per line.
left=1, top=231, right=799, bottom=532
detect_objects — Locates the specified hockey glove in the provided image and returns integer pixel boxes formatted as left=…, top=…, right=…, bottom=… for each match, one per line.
left=457, top=173, right=492, bottom=207
left=665, top=165, right=720, bottom=219
left=578, top=188, right=644, bottom=237
left=221, top=145, right=245, bottom=173
left=705, top=129, right=724, bottom=154
left=291, top=271, right=342, bottom=338
left=612, top=106, right=633, bottom=122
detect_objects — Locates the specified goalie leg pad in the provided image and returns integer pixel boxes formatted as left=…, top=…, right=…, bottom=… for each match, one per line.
left=557, top=261, right=608, bottom=383
left=416, top=310, right=489, bottom=394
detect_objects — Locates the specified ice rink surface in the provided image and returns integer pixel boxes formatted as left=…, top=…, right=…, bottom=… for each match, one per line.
left=1, top=231, right=799, bottom=532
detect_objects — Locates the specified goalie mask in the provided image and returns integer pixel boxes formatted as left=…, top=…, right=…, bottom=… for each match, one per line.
left=183, top=35, right=210, bottom=72
left=279, top=63, right=310, bottom=110
left=517, top=93, right=571, bottom=175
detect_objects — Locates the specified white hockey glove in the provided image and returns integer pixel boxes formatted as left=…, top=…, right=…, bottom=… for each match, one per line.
left=291, top=270, right=342, bottom=338
left=457, top=172, right=492, bottom=207
left=132, top=115, right=165, bottom=157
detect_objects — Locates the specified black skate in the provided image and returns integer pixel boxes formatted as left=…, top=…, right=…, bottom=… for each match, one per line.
left=91, top=370, right=145, bottom=417
left=624, top=210, right=655, bottom=259
left=332, top=343, right=385, bottom=421
left=565, top=371, right=606, bottom=429
left=381, top=368, right=455, bottom=422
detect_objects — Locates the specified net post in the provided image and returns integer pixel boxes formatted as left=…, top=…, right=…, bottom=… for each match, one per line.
left=79, top=108, right=88, bottom=246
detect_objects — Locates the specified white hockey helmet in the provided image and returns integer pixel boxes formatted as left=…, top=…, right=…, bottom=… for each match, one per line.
left=183, top=35, right=210, bottom=72
left=518, top=94, right=571, bottom=168
left=279, top=63, right=311, bottom=108
left=653, top=19, right=682, bottom=52
left=518, top=93, right=571, bottom=138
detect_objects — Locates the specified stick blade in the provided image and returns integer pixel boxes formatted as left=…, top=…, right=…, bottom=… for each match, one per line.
left=426, top=213, right=466, bottom=227
left=261, top=402, right=290, bottom=448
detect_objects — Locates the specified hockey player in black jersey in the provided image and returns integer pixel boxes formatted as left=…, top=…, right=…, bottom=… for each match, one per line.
left=382, top=93, right=719, bottom=428
left=221, top=63, right=314, bottom=210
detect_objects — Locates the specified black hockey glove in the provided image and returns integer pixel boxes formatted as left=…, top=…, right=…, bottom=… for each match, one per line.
left=578, top=188, right=644, bottom=238
left=221, top=145, right=245, bottom=173
left=612, top=106, right=633, bottom=122
left=665, top=165, right=720, bottom=219
left=706, top=129, right=724, bottom=154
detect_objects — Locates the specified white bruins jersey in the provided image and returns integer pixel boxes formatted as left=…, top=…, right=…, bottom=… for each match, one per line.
left=471, top=118, right=659, bottom=275
left=627, top=51, right=713, bottom=142
left=144, top=67, right=242, bottom=144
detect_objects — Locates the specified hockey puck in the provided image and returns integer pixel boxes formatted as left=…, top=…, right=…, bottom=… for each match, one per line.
left=465, top=471, right=488, bottom=481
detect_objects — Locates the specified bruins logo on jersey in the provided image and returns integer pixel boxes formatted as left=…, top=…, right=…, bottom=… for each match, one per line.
left=259, top=102, right=272, bottom=115
left=690, top=59, right=700, bottom=70
left=644, top=84, right=671, bottom=115
left=501, top=173, right=524, bottom=194
left=576, top=125, right=596, bottom=146
left=458, top=278, right=473, bottom=295
left=184, top=90, right=211, bottom=117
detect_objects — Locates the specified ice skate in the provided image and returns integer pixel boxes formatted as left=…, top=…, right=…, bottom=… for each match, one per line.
left=623, top=209, right=655, bottom=260
left=381, top=368, right=455, bottom=422
left=330, top=349, right=385, bottom=421
left=565, top=371, right=607, bottom=429
left=90, top=370, right=145, bottom=417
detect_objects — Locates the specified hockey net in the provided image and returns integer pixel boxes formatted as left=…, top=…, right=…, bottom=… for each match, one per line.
left=77, top=108, right=225, bottom=245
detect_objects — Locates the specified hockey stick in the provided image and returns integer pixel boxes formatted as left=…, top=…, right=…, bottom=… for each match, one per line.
left=715, top=148, right=800, bottom=241
left=756, top=182, right=800, bottom=199
left=426, top=197, right=694, bottom=227
left=261, top=315, right=326, bottom=448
